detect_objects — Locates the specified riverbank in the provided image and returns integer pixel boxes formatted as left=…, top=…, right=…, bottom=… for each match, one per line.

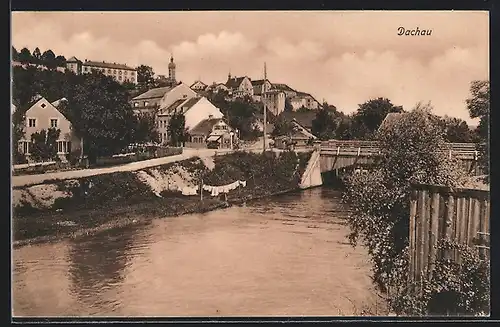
left=13, top=151, right=312, bottom=247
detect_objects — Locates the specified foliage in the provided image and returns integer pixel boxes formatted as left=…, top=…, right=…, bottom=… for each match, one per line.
left=207, top=91, right=261, bottom=140
left=29, top=128, right=61, bottom=162
left=134, top=112, right=160, bottom=144
left=136, top=64, right=156, bottom=93
left=389, top=240, right=490, bottom=316
left=167, top=113, right=187, bottom=147
left=271, top=115, right=295, bottom=137
left=432, top=115, right=477, bottom=143
left=14, top=46, right=66, bottom=68
left=342, top=103, right=476, bottom=316
left=312, top=108, right=337, bottom=140
left=58, top=72, right=138, bottom=162
left=351, top=97, right=404, bottom=140
left=466, top=80, right=489, bottom=180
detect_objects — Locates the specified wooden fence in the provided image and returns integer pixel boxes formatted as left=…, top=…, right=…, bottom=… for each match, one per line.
left=409, top=183, right=490, bottom=284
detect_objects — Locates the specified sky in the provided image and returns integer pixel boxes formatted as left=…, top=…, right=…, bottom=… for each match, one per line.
left=12, top=11, right=489, bottom=125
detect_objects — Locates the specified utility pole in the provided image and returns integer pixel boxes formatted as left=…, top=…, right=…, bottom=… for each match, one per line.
left=263, top=62, right=267, bottom=153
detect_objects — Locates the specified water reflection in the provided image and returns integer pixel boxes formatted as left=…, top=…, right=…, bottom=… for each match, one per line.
left=67, top=225, right=145, bottom=314
left=13, top=187, right=378, bottom=317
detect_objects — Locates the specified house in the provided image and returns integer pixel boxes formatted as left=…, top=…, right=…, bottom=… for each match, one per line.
left=280, top=111, right=317, bottom=132
left=190, top=80, right=208, bottom=91
left=225, top=74, right=253, bottom=98
left=186, top=116, right=237, bottom=149
left=65, top=56, right=138, bottom=84
left=12, top=60, right=65, bottom=73
left=251, top=79, right=273, bottom=102
left=274, top=119, right=318, bottom=149
left=17, top=96, right=81, bottom=163
left=130, top=82, right=197, bottom=115
left=290, top=92, right=320, bottom=110
left=271, top=83, right=298, bottom=98
left=263, top=90, right=286, bottom=116
left=156, top=96, right=224, bottom=144
left=206, top=82, right=229, bottom=94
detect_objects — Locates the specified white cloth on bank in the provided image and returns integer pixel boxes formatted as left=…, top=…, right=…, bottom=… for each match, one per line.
left=203, top=180, right=247, bottom=197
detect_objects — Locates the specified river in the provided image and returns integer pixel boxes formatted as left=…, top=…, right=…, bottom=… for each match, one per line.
left=12, top=187, right=383, bottom=317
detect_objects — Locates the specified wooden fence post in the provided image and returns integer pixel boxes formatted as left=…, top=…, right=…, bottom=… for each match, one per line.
left=428, top=191, right=440, bottom=280
left=409, top=189, right=418, bottom=283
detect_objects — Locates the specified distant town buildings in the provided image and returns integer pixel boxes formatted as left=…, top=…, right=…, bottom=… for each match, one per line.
left=65, top=56, right=138, bottom=84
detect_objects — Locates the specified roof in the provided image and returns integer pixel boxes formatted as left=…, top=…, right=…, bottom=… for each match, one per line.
left=226, top=76, right=249, bottom=89
left=190, top=80, right=207, bottom=88
left=272, top=83, right=296, bottom=93
left=291, top=121, right=317, bottom=139
left=66, top=56, right=80, bottom=63
left=378, top=112, right=405, bottom=131
left=83, top=60, right=136, bottom=71
left=132, top=86, right=174, bottom=100
left=189, top=118, right=225, bottom=135
left=51, top=98, right=68, bottom=107
left=293, top=91, right=320, bottom=104
left=162, top=99, right=188, bottom=115
left=207, top=134, right=223, bottom=142
left=280, top=111, right=317, bottom=129
left=251, top=79, right=271, bottom=86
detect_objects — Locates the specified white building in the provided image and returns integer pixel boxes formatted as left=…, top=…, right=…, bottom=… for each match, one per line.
left=65, top=56, right=138, bottom=84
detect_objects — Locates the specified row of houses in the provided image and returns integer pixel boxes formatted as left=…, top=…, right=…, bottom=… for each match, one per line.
left=190, top=74, right=321, bottom=116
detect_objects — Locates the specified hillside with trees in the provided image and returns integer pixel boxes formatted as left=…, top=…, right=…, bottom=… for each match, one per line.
left=12, top=66, right=157, bottom=164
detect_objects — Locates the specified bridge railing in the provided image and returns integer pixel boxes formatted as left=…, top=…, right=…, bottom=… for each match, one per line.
left=319, top=140, right=478, bottom=159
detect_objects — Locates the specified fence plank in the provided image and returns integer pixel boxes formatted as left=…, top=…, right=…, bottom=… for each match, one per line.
left=409, top=184, right=489, bottom=283
left=428, top=192, right=440, bottom=279
left=409, top=189, right=417, bottom=282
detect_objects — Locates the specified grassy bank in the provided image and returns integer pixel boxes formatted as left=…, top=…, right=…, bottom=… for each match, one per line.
left=13, top=150, right=312, bottom=247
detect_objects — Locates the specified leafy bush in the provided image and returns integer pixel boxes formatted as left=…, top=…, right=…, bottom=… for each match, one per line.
left=342, top=103, right=489, bottom=316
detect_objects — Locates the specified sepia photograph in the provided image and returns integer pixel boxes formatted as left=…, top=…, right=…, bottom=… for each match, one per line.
left=11, top=10, right=490, bottom=318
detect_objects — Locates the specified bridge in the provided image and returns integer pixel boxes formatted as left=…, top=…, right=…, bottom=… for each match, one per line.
left=315, top=140, right=479, bottom=174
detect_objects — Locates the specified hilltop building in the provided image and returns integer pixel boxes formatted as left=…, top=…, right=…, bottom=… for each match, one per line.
left=65, top=56, right=137, bottom=84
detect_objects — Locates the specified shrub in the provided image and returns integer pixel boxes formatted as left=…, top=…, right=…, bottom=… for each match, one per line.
left=342, top=103, right=488, bottom=315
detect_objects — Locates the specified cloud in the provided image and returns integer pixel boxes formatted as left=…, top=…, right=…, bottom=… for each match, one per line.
left=12, top=11, right=488, bottom=125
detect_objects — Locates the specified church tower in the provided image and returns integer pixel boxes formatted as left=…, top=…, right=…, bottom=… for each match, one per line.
left=168, top=55, right=176, bottom=84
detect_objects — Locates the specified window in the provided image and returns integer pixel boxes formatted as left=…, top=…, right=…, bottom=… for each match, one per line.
left=108, top=69, right=111, bottom=73
left=119, top=71, right=122, bottom=75
left=118, top=76, right=122, bottom=81
left=182, top=94, right=187, bottom=98
left=19, top=140, right=30, bottom=154
left=131, top=72, right=135, bottom=76
left=41, top=103, right=46, bottom=108
left=28, top=118, right=36, bottom=128
left=57, top=140, right=70, bottom=154
left=50, top=118, right=58, bottom=128
left=144, top=101, right=149, bottom=107
left=134, top=102, right=139, bottom=107
left=124, top=71, right=128, bottom=75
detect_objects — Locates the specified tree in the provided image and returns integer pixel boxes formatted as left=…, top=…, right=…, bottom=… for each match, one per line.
left=61, top=72, right=138, bottom=163
left=18, top=47, right=33, bottom=64
left=352, top=97, right=404, bottom=139
left=343, top=103, right=472, bottom=315
left=466, top=80, right=489, bottom=179
left=136, top=65, right=156, bottom=93
left=311, top=108, right=336, bottom=140
left=284, top=98, right=293, bottom=112
left=12, top=46, right=19, bottom=61
left=41, top=50, right=57, bottom=69
left=29, top=128, right=61, bottom=162
left=434, top=115, right=475, bottom=143
left=32, top=47, right=42, bottom=64
left=134, top=112, right=159, bottom=144
left=271, top=115, right=295, bottom=137
left=334, top=117, right=354, bottom=140
left=55, top=55, right=67, bottom=67
left=167, top=112, right=187, bottom=147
